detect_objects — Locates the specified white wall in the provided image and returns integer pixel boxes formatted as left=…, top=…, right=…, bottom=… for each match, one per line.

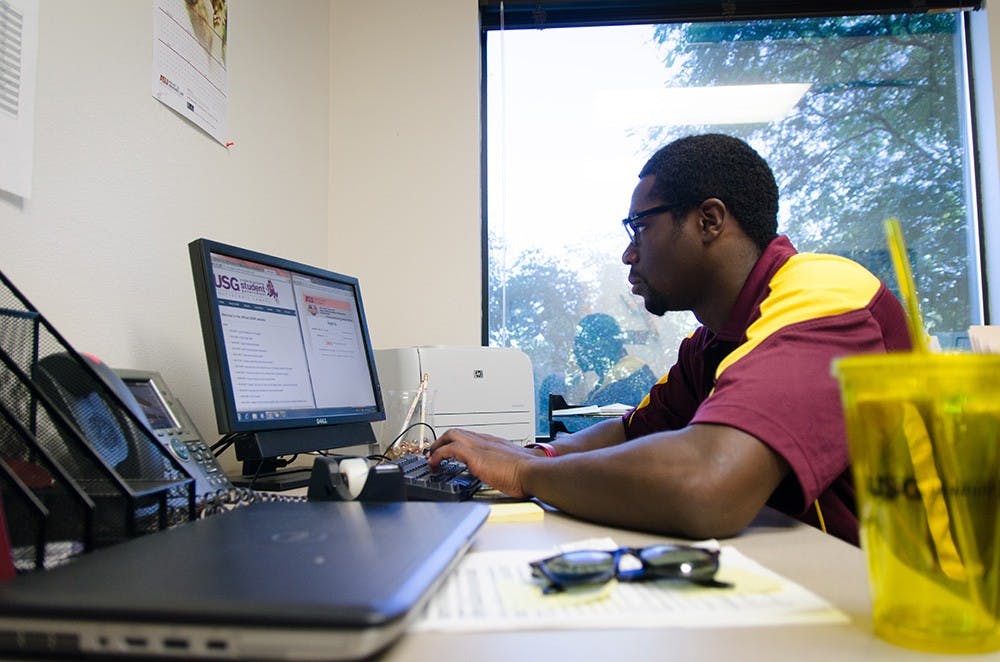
left=327, top=0, right=482, bottom=349
left=1, top=1, right=334, bottom=469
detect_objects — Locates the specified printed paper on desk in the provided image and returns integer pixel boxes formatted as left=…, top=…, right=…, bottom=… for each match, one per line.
left=552, top=403, right=633, bottom=417
left=413, top=544, right=848, bottom=633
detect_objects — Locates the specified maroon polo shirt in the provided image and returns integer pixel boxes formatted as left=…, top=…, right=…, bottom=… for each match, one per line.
left=624, top=235, right=910, bottom=545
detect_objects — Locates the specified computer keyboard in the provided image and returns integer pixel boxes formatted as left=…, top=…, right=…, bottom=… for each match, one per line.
left=391, top=453, right=482, bottom=501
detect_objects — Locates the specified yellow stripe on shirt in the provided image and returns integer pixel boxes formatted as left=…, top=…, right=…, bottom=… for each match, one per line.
left=715, top=252, right=883, bottom=378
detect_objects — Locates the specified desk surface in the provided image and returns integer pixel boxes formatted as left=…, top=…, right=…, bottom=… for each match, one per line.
left=382, top=506, right=1000, bottom=661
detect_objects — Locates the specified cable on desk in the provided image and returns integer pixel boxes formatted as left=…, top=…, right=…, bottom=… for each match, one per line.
left=198, top=486, right=306, bottom=518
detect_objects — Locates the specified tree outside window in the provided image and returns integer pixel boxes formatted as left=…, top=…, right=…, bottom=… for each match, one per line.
left=486, top=13, right=982, bottom=436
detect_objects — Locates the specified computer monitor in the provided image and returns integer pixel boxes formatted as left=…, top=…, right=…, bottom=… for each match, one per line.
left=188, top=238, right=384, bottom=490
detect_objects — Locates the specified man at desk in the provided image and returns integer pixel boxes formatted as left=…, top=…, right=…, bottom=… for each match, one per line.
left=430, top=133, right=910, bottom=545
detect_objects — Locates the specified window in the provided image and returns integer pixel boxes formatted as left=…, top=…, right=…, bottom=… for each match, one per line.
left=484, top=13, right=984, bottom=436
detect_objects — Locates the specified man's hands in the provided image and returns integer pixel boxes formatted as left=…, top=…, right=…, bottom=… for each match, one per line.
left=427, top=429, right=542, bottom=499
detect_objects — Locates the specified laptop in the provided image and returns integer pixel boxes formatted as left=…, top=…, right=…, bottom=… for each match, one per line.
left=0, top=500, right=488, bottom=660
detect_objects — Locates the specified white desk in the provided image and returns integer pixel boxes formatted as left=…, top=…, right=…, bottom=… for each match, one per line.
left=382, top=506, right=1000, bottom=661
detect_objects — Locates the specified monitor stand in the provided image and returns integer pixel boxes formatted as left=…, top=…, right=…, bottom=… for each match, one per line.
left=232, top=423, right=377, bottom=491
left=229, top=466, right=312, bottom=491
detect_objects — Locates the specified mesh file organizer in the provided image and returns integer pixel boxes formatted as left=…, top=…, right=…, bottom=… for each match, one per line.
left=0, top=406, right=94, bottom=571
left=0, top=270, right=195, bottom=572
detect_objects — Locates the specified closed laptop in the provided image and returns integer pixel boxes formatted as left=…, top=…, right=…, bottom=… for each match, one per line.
left=0, top=500, right=488, bottom=660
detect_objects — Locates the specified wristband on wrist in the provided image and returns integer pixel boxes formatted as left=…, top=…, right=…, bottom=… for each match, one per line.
left=525, top=442, right=558, bottom=457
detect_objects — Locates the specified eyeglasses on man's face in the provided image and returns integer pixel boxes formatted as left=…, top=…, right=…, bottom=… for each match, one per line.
left=621, top=204, right=681, bottom=245
left=529, top=544, right=723, bottom=594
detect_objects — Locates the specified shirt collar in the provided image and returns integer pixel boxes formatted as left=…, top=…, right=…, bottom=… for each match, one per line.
left=713, top=235, right=797, bottom=343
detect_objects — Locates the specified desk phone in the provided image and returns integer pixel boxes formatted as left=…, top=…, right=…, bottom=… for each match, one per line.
left=114, top=368, right=232, bottom=497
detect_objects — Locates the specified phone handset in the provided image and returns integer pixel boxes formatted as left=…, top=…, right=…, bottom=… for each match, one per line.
left=35, top=354, right=233, bottom=498
left=33, top=352, right=166, bottom=480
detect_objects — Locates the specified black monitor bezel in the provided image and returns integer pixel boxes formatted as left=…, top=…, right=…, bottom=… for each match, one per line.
left=188, top=238, right=385, bottom=439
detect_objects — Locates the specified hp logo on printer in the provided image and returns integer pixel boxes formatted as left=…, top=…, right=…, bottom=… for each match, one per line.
left=473, top=370, right=484, bottom=378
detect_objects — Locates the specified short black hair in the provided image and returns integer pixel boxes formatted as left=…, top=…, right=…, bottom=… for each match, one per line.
left=638, top=134, right=779, bottom=250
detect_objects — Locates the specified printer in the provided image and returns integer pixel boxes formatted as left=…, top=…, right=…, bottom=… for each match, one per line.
left=374, top=346, right=535, bottom=444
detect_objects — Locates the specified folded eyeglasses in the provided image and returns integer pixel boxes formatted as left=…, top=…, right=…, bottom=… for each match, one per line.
left=530, top=544, right=726, bottom=594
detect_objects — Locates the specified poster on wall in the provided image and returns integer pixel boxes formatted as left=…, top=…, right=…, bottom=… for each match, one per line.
left=152, top=0, right=229, bottom=146
left=0, top=0, right=38, bottom=198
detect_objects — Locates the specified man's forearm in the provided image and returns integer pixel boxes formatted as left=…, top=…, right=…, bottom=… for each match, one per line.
left=520, top=424, right=788, bottom=539
left=549, top=417, right=628, bottom=455
left=520, top=430, right=711, bottom=536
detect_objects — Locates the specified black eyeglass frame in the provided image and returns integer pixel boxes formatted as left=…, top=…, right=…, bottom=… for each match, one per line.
left=529, top=544, right=723, bottom=594
left=621, top=204, right=684, bottom=245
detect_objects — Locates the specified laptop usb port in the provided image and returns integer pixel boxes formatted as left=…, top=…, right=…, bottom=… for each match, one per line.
left=124, top=636, right=148, bottom=648
left=206, top=639, right=228, bottom=651
left=163, top=637, right=189, bottom=650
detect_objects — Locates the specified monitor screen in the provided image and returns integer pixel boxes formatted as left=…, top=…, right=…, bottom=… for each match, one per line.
left=188, top=239, right=384, bottom=485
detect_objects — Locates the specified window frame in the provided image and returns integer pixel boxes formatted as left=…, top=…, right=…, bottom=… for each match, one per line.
left=479, top=5, right=993, bottom=349
left=479, top=0, right=982, bottom=30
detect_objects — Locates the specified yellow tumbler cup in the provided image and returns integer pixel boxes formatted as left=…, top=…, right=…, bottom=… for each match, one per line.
left=833, top=352, right=1000, bottom=653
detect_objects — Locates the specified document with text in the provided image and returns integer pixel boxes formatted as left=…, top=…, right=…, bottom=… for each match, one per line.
left=414, top=540, right=848, bottom=632
left=0, top=0, right=38, bottom=197
left=152, top=0, right=228, bottom=145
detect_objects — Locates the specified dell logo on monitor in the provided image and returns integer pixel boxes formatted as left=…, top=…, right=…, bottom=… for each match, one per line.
left=316, top=418, right=328, bottom=424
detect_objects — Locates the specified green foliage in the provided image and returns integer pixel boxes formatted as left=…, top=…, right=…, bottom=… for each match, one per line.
left=649, top=13, right=974, bottom=331
left=487, top=237, right=590, bottom=381
left=487, top=14, right=979, bottom=433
